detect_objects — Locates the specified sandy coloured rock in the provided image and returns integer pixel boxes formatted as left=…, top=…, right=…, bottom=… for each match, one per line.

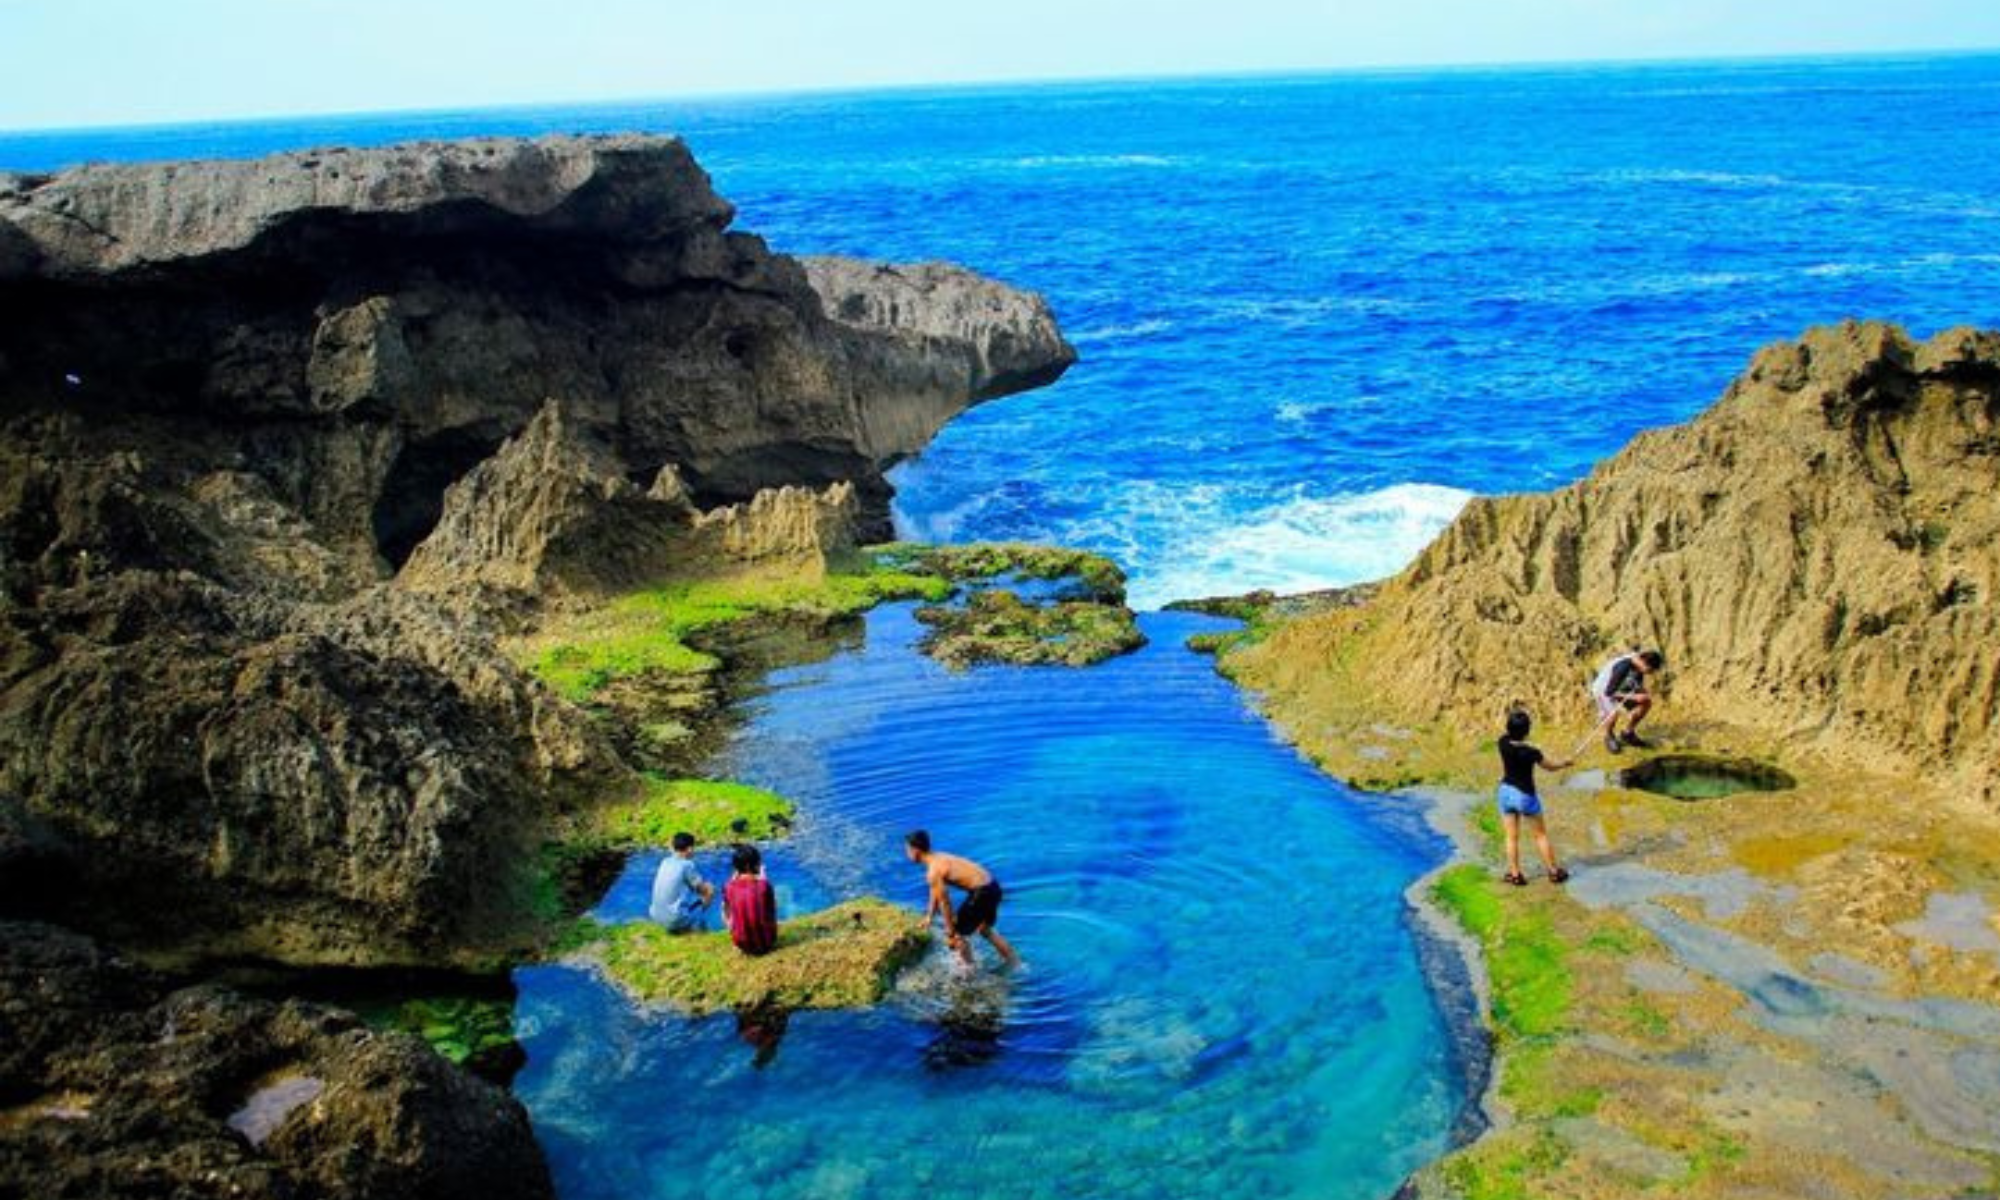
left=1234, top=321, right=2000, bottom=811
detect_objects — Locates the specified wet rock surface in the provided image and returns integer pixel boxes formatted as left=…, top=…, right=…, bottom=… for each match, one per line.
left=0, top=921, right=552, bottom=1200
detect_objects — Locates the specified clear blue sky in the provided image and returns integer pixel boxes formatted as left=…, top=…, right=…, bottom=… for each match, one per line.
left=4, top=0, right=2000, bottom=131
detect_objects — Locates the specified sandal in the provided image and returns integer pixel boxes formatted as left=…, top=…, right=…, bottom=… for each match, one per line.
left=1502, top=872, right=1528, bottom=887
left=1547, top=867, right=1570, bottom=884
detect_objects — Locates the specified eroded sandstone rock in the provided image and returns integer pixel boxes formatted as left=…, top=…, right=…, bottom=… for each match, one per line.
left=1234, top=321, right=2000, bottom=810
left=400, top=399, right=859, bottom=603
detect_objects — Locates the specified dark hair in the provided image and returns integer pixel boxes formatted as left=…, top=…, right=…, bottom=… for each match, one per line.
left=671, top=832, right=696, bottom=852
left=731, top=843, right=762, bottom=875
left=1505, top=708, right=1532, bottom=739
left=1639, top=650, right=1664, bottom=670
left=905, top=830, right=931, bottom=854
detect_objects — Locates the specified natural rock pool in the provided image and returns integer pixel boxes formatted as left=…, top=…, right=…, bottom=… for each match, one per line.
left=512, top=607, right=1464, bottom=1199
left=1618, top=755, right=1797, bottom=802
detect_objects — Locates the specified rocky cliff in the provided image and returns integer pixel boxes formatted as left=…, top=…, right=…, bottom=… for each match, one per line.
left=1234, top=321, right=2000, bottom=810
left=0, top=135, right=1074, bottom=966
left=399, top=398, right=858, bottom=603
left=0, top=135, right=1071, bottom=572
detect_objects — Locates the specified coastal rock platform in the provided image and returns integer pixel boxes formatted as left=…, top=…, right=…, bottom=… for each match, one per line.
left=1214, top=322, right=2000, bottom=1199
left=576, top=899, right=930, bottom=1015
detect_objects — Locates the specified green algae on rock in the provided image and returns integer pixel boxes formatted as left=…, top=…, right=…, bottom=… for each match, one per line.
left=1168, top=584, right=1378, bottom=657
left=870, top=541, right=1129, bottom=602
left=866, top=542, right=1145, bottom=667
left=592, top=776, right=796, bottom=847
left=523, top=567, right=952, bottom=704
left=522, top=541, right=1139, bottom=704
left=915, top=589, right=1146, bottom=668
left=357, top=995, right=521, bottom=1078
left=576, top=899, right=929, bottom=1013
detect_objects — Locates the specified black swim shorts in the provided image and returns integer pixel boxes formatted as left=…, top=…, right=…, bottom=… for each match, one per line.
left=953, top=880, right=1003, bottom=936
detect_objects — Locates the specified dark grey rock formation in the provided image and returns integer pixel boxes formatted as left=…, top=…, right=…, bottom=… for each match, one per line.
left=0, top=921, right=552, bottom=1200
left=0, top=135, right=1073, bottom=567
left=0, top=135, right=1073, bottom=966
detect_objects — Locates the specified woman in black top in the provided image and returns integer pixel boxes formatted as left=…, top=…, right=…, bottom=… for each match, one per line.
left=1496, top=707, right=1572, bottom=886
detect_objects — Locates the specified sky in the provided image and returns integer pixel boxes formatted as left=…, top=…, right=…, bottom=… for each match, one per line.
left=4, top=0, right=2000, bottom=131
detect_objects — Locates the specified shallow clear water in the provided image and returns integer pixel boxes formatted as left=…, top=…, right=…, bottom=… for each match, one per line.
left=9, top=55, right=2000, bottom=604
left=512, top=609, right=1461, bottom=1200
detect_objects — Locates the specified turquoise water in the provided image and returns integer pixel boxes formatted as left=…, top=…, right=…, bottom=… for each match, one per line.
left=513, top=608, right=1461, bottom=1200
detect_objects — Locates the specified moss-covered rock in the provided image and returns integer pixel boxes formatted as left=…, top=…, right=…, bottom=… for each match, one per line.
left=870, top=541, right=1128, bottom=603
left=914, top=589, right=1145, bottom=668
left=1168, top=584, right=1379, bottom=656
left=518, top=567, right=951, bottom=704
left=575, top=899, right=928, bottom=1013
left=593, top=776, right=795, bottom=847
left=356, top=995, right=523, bottom=1082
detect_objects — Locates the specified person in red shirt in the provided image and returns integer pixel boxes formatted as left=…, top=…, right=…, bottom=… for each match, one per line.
left=722, top=843, right=778, bottom=956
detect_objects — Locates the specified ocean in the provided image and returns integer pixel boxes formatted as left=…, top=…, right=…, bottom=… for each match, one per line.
left=7, top=54, right=2000, bottom=606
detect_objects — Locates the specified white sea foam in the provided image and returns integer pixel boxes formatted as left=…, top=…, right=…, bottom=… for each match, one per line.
left=1208, top=296, right=1417, bottom=329
left=1129, top=482, right=1474, bottom=610
left=1800, top=251, right=2000, bottom=281
left=1273, top=393, right=1387, bottom=425
left=890, top=488, right=982, bottom=545
left=1070, top=318, right=1174, bottom=345
left=1001, top=154, right=1181, bottom=170
left=1591, top=167, right=1789, bottom=190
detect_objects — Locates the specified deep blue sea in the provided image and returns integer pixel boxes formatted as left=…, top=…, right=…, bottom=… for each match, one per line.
left=8, top=54, right=2000, bottom=604
left=12, top=54, right=2000, bottom=1200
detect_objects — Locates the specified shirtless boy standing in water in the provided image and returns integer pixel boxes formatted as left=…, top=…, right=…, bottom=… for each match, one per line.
left=906, top=830, right=1022, bottom=969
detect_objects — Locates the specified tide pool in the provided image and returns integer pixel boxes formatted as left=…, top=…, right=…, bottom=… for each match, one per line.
left=513, top=608, right=1462, bottom=1200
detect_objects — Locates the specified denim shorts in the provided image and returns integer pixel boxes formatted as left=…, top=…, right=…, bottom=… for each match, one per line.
left=1497, top=782, right=1543, bottom=818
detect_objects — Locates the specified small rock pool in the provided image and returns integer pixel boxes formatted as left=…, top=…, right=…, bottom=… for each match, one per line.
left=512, top=606, right=1465, bottom=1200
left=1619, top=755, right=1797, bottom=801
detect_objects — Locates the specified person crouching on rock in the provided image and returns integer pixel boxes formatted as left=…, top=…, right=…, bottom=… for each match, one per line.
left=649, top=832, right=715, bottom=933
left=723, top=843, right=779, bottom=956
left=1590, top=648, right=1664, bottom=753
left=906, top=830, right=1021, bottom=970
left=1498, top=707, right=1571, bottom=886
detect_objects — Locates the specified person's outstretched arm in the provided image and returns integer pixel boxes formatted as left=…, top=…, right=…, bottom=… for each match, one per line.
left=930, top=876, right=960, bottom=945
left=924, top=873, right=945, bottom=925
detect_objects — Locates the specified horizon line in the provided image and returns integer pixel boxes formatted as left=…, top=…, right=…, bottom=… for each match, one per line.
left=3, top=43, right=1997, bottom=139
